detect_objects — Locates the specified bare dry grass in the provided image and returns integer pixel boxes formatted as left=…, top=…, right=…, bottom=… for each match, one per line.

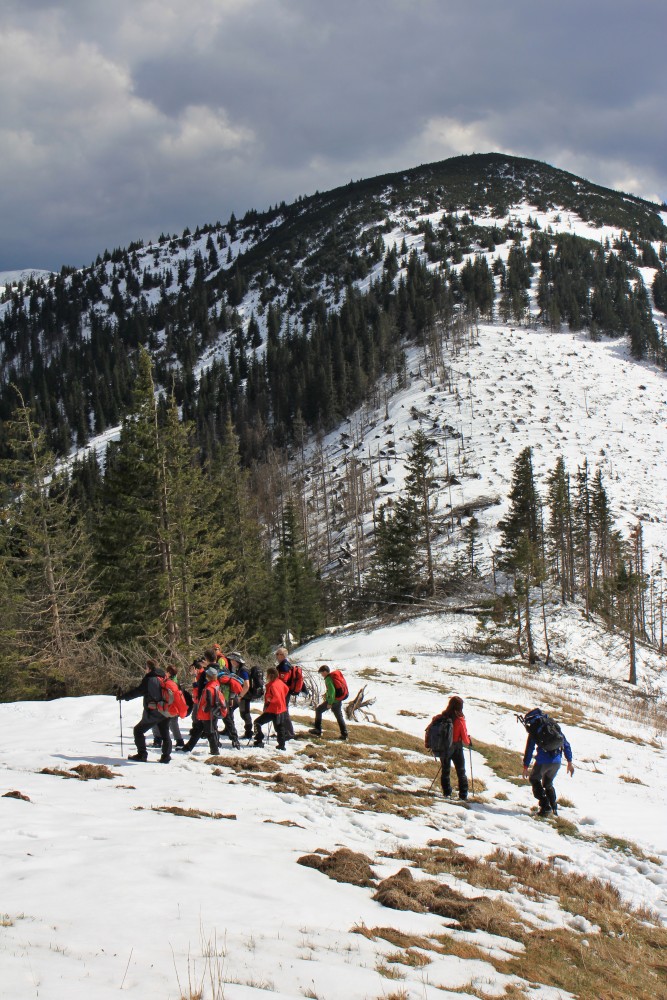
left=3, top=790, right=30, bottom=801
left=385, top=844, right=511, bottom=891
left=136, top=805, right=237, bottom=820
left=206, top=755, right=279, bottom=773
left=297, top=848, right=376, bottom=887
left=71, top=764, right=119, bottom=780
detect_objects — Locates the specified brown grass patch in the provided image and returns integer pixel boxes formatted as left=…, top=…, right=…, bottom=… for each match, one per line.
left=271, top=772, right=312, bottom=796
left=472, top=740, right=523, bottom=785
left=40, top=767, right=82, bottom=780
left=205, top=755, right=279, bottom=773
left=372, top=867, right=524, bottom=939
left=297, top=848, right=376, bottom=887
left=385, top=845, right=510, bottom=891
left=264, top=819, right=305, bottom=829
left=375, top=962, right=405, bottom=980
left=3, top=790, right=30, bottom=801
left=620, top=773, right=645, bottom=785
left=385, top=949, right=431, bottom=968
left=139, top=806, right=237, bottom=820
left=71, top=764, right=119, bottom=780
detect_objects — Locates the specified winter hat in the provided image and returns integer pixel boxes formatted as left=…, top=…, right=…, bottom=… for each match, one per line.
left=154, top=667, right=166, bottom=677
left=227, top=651, right=245, bottom=665
left=205, top=666, right=218, bottom=679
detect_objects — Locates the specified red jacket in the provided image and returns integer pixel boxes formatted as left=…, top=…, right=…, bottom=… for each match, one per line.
left=264, top=678, right=287, bottom=715
left=453, top=716, right=471, bottom=746
left=197, top=679, right=227, bottom=721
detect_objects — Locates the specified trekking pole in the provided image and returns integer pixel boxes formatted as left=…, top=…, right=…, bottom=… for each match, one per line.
left=267, top=721, right=273, bottom=746
left=428, top=760, right=442, bottom=793
left=468, top=745, right=474, bottom=795
left=119, top=699, right=124, bottom=757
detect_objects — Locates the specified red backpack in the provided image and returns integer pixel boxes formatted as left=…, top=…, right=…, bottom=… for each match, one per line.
left=329, top=669, right=348, bottom=701
left=159, top=677, right=188, bottom=718
left=289, top=664, right=304, bottom=695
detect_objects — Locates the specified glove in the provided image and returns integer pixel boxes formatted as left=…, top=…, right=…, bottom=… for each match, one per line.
left=115, top=688, right=124, bottom=701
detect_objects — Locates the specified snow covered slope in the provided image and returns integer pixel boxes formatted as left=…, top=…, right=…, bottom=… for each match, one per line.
left=1, top=616, right=665, bottom=999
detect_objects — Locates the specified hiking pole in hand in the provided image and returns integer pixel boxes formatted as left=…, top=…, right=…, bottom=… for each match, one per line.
left=428, top=759, right=442, bottom=793
left=468, top=745, right=474, bottom=795
left=119, top=699, right=124, bottom=757
left=267, top=721, right=273, bottom=746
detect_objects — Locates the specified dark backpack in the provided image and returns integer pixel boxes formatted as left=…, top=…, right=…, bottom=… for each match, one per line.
left=521, top=710, right=564, bottom=752
left=247, top=665, right=265, bottom=701
left=426, top=714, right=453, bottom=756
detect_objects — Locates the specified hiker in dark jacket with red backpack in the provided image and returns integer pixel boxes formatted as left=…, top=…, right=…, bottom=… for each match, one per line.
left=520, top=708, right=574, bottom=817
left=117, top=659, right=172, bottom=763
left=425, top=695, right=471, bottom=800
left=310, top=665, right=349, bottom=740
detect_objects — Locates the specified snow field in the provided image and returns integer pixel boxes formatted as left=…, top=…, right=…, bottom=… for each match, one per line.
left=1, top=615, right=665, bottom=999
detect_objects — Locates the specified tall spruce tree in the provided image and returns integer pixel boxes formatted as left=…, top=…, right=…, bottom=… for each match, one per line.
left=271, top=499, right=323, bottom=644
left=403, top=429, right=439, bottom=596
left=367, top=501, right=419, bottom=607
left=0, top=398, right=106, bottom=698
left=497, top=447, right=543, bottom=663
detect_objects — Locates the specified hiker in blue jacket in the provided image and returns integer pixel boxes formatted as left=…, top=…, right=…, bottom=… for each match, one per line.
left=522, top=709, right=574, bottom=816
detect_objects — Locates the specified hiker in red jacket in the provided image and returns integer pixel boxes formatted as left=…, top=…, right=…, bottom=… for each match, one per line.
left=309, top=665, right=349, bottom=740
left=425, top=695, right=471, bottom=800
left=275, top=646, right=296, bottom=740
left=253, top=667, right=287, bottom=750
left=177, top=666, right=227, bottom=754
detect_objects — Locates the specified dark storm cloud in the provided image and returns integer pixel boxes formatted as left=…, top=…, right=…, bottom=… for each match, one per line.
left=1, top=0, right=665, bottom=271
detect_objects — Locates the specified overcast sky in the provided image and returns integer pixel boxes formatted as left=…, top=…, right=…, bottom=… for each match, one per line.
left=2, top=0, right=666, bottom=271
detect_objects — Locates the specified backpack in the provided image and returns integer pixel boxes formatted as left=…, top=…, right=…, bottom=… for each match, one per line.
left=329, top=669, right=348, bottom=701
left=247, top=665, right=265, bottom=702
left=289, top=664, right=304, bottom=695
left=520, top=710, right=564, bottom=752
left=217, top=671, right=243, bottom=707
left=426, top=714, right=453, bottom=756
left=159, top=677, right=188, bottom=719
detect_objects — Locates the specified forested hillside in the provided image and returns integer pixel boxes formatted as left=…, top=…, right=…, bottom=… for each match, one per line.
left=1, top=152, right=667, bottom=701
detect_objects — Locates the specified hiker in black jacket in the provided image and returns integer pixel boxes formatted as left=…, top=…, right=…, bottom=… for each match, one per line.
left=117, top=659, right=172, bottom=763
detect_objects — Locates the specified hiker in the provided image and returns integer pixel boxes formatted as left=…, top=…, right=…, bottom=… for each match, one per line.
left=151, top=665, right=188, bottom=749
left=217, top=655, right=246, bottom=749
left=425, top=695, right=471, bottom=800
left=309, top=665, right=348, bottom=740
left=253, top=666, right=287, bottom=750
left=521, top=708, right=574, bottom=817
left=228, top=652, right=253, bottom=739
left=176, top=666, right=227, bottom=754
left=275, top=646, right=296, bottom=740
left=117, top=659, right=172, bottom=763
left=189, top=655, right=207, bottom=735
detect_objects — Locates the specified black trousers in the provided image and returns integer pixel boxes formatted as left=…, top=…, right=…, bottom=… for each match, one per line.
left=238, top=697, right=253, bottom=735
left=184, top=718, right=219, bottom=754
left=283, top=693, right=295, bottom=739
left=314, top=700, right=348, bottom=737
left=134, top=712, right=172, bottom=756
left=439, top=745, right=468, bottom=798
left=530, top=762, right=560, bottom=809
left=254, top=712, right=287, bottom=747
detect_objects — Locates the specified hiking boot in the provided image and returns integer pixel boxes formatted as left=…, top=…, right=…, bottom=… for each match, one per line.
left=538, top=805, right=552, bottom=817
left=159, top=755, right=171, bottom=764
left=458, top=792, right=468, bottom=800
left=232, top=740, right=241, bottom=750
left=128, top=752, right=148, bottom=762
left=174, top=745, right=190, bottom=753
left=276, top=743, right=286, bottom=751
left=175, top=740, right=185, bottom=748
left=308, top=728, right=322, bottom=736
left=243, top=730, right=253, bottom=740
left=338, top=733, right=348, bottom=741
left=151, top=739, right=162, bottom=748
left=253, top=739, right=264, bottom=748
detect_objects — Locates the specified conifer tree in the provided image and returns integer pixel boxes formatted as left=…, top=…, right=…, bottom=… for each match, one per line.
left=271, top=499, right=323, bottom=643
left=497, top=447, right=543, bottom=662
left=403, top=429, right=439, bottom=596
left=546, top=456, right=575, bottom=602
left=367, top=502, right=419, bottom=607
left=0, top=397, right=106, bottom=698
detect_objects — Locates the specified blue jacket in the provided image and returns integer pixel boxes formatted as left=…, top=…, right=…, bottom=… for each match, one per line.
left=523, top=734, right=572, bottom=767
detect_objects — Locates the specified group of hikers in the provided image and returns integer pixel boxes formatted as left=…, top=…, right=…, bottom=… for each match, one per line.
left=116, top=646, right=350, bottom=763
left=117, top=647, right=574, bottom=818
left=425, top=696, right=574, bottom=817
